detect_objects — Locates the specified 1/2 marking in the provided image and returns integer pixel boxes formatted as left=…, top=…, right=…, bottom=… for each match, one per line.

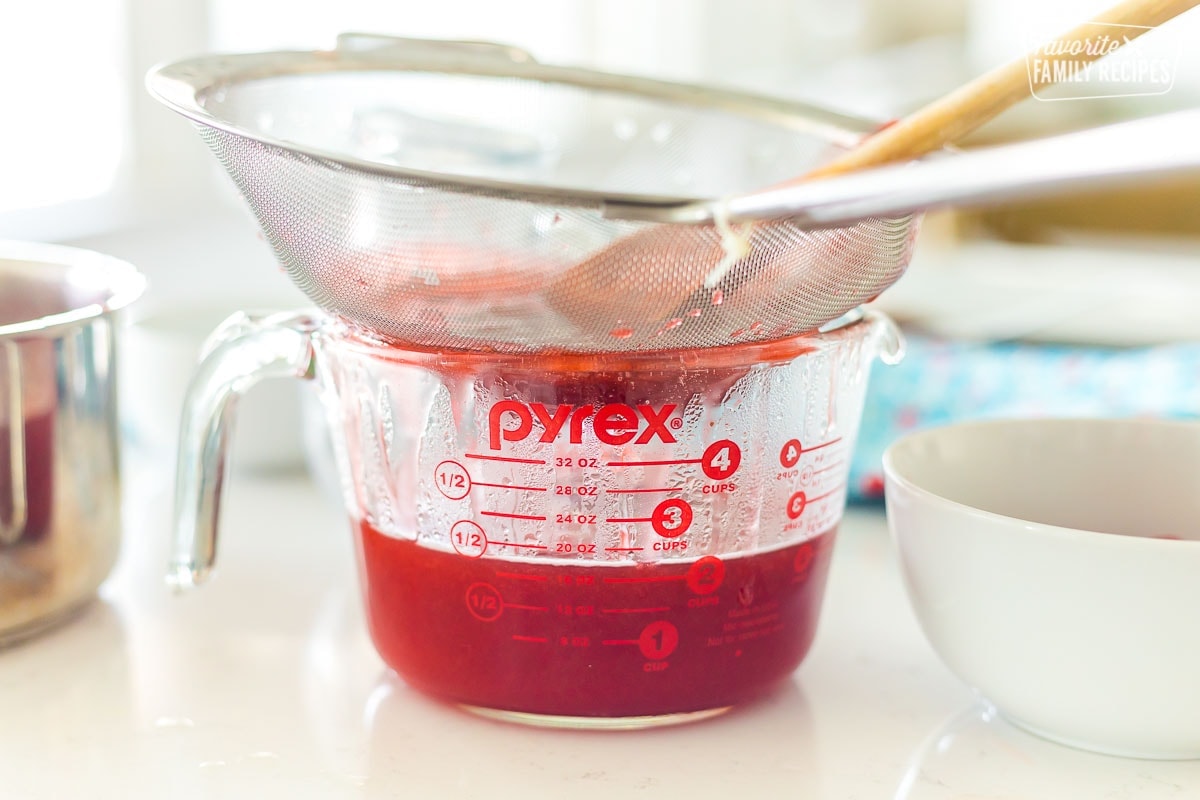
left=451, top=520, right=488, bottom=558
left=464, top=583, right=503, bottom=622
left=435, top=460, right=471, bottom=500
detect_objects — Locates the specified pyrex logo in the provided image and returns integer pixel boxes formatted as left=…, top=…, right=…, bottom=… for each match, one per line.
left=488, top=401, right=678, bottom=450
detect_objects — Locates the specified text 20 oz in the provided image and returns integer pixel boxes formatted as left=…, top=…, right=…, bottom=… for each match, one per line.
left=554, top=542, right=598, bottom=554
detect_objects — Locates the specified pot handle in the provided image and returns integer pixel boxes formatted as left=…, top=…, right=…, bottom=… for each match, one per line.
left=0, top=342, right=26, bottom=546
left=170, top=311, right=319, bottom=589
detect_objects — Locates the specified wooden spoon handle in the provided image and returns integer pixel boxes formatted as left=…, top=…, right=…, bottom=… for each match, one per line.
left=804, top=0, right=1198, bottom=181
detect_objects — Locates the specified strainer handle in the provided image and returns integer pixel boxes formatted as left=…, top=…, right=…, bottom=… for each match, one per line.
left=170, top=311, right=318, bottom=589
left=335, top=33, right=537, bottom=64
left=718, top=109, right=1200, bottom=227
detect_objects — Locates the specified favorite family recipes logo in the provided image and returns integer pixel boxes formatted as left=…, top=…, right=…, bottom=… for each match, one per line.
left=1026, top=22, right=1180, bottom=100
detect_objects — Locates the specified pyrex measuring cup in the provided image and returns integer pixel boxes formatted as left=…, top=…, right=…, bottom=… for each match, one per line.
left=173, top=309, right=901, bottom=727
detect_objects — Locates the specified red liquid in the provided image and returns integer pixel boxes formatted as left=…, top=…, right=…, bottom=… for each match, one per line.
left=0, top=410, right=53, bottom=543
left=357, top=521, right=835, bottom=718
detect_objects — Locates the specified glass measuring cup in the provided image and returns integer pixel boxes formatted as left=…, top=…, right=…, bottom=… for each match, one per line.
left=173, top=310, right=901, bottom=727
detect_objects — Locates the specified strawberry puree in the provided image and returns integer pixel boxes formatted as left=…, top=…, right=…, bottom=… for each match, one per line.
left=357, top=521, right=835, bottom=718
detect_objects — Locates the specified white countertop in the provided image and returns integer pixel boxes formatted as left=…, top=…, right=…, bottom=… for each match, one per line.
left=4, top=451, right=1200, bottom=799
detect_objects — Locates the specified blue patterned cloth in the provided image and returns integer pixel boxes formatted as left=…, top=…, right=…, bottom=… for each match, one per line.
left=848, top=333, right=1200, bottom=503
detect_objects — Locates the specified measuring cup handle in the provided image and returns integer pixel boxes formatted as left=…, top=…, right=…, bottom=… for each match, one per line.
left=863, top=309, right=905, bottom=366
left=170, top=311, right=319, bottom=589
left=0, top=341, right=27, bottom=546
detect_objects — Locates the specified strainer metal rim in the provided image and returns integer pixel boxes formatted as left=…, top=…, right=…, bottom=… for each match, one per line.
left=145, top=34, right=882, bottom=213
left=333, top=306, right=875, bottom=362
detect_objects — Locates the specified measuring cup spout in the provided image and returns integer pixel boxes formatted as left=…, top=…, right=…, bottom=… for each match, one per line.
left=170, top=311, right=319, bottom=590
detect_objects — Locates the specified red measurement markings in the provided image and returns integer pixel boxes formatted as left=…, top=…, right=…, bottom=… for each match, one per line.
left=465, top=583, right=504, bottom=622
left=511, top=635, right=548, bottom=643
left=783, top=437, right=843, bottom=466
left=793, top=543, right=816, bottom=575
left=787, top=486, right=840, bottom=520
left=607, top=458, right=701, bottom=467
left=496, top=572, right=549, bottom=582
left=604, top=546, right=644, bottom=552
left=687, top=556, right=725, bottom=595
left=651, top=499, right=692, bottom=538
left=607, top=487, right=677, bottom=494
left=700, top=440, right=740, bottom=480
left=607, top=499, right=693, bottom=541
left=487, top=540, right=548, bottom=550
left=505, top=603, right=549, bottom=612
left=603, top=575, right=687, bottom=584
left=780, top=440, right=802, bottom=468
left=639, top=621, right=679, bottom=659
left=465, top=453, right=546, bottom=465
left=480, top=510, right=546, bottom=521
left=473, top=482, right=548, bottom=492
left=361, top=521, right=836, bottom=716
left=451, top=520, right=488, bottom=558
left=602, top=623, right=680, bottom=660
left=434, top=460, right=471, bottom=500
left=813, top=461, right=844, bottom=475
left=601, top=606, right=670, bottom=615
left=787, top=492, right=807, bottom=520
left=608, top=440, right=739, bottom=483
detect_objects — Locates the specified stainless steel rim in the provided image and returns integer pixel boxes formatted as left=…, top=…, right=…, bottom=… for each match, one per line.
left=0, top=241, right=146, bottom=338
left=145, top=34, right=881, bottom=212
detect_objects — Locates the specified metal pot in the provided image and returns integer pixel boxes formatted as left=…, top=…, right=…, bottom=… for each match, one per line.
left=0, top=241, right=144, bottom=644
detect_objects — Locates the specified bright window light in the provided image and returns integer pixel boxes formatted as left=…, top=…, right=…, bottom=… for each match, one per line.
left=209, top=0, right=590, bottom=63
left=0, top=0, right=127, bottom=213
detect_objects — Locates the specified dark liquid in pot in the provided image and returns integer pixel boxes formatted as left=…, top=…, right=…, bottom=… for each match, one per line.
left=0, top=410, right=53, bottom=543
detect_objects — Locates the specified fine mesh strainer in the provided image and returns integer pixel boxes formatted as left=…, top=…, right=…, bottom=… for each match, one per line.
left=147, top=34, right=916, bottom=353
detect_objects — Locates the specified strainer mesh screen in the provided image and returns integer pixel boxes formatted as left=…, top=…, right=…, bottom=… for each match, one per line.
left=193, top=69, right=917, bottom=353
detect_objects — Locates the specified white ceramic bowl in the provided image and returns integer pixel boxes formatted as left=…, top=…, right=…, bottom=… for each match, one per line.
left=883, top=418, right=1200, bottom=760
